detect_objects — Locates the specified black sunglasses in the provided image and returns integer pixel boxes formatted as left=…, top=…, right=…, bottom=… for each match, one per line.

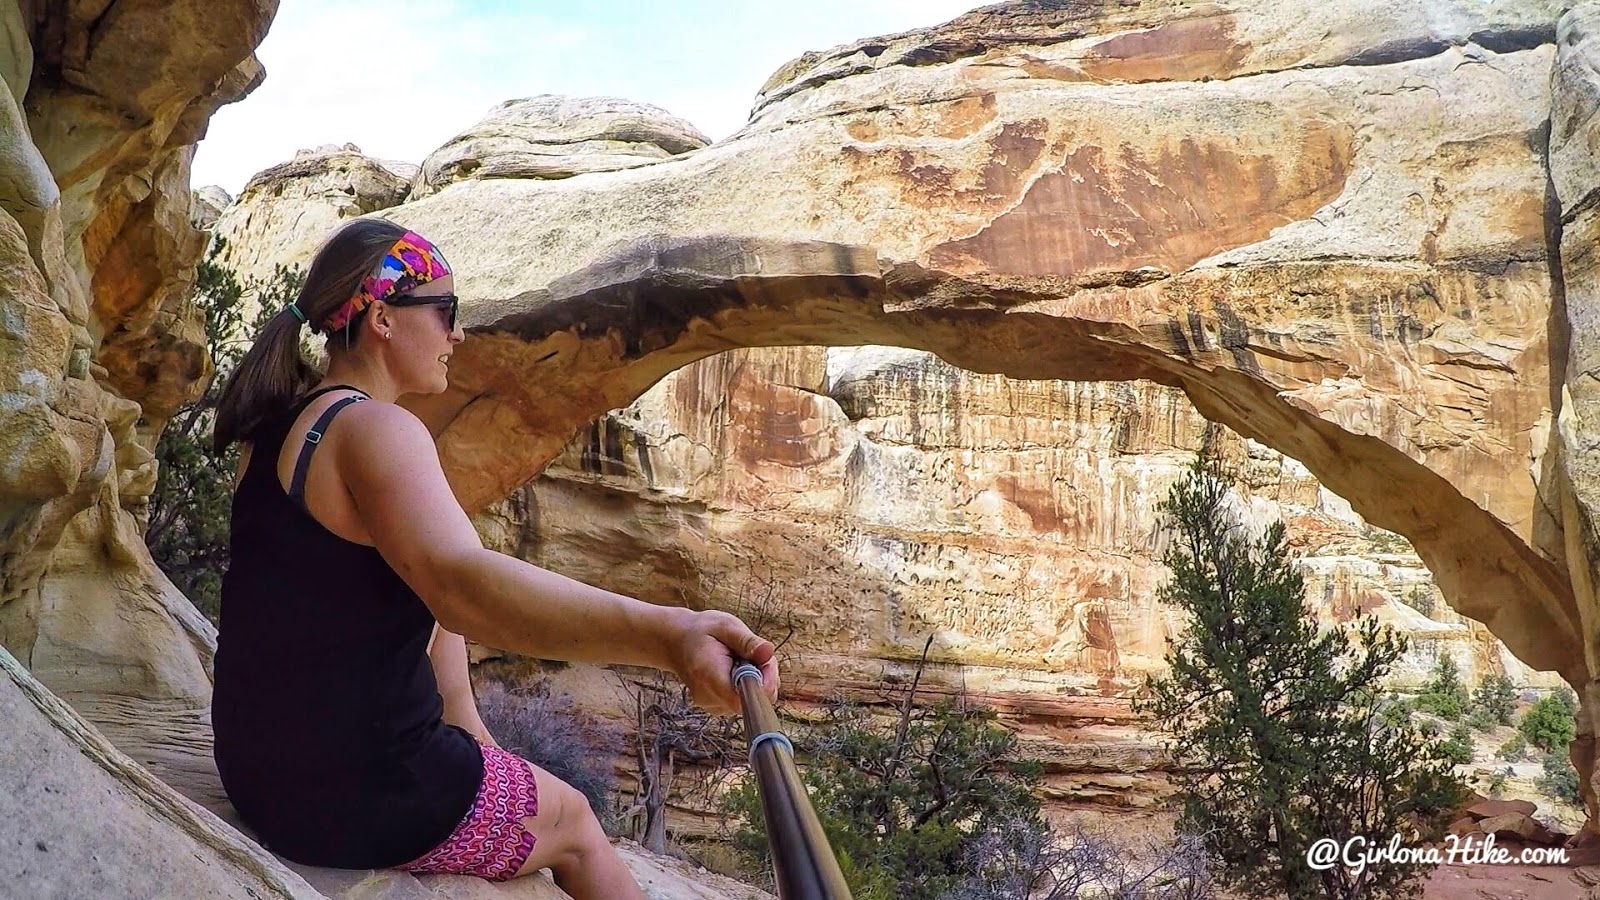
left=386, top=292, right=459, bottom=331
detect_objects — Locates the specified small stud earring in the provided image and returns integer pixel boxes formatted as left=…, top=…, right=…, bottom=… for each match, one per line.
left=384, top=332, right=392, bottom=340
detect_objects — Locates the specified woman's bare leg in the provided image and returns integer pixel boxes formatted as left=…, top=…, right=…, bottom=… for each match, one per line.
left=512, top=763, right=645, bottom=900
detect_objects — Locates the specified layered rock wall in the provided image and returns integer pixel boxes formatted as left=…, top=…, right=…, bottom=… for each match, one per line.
left=0, top=0, right=267, bottom=726
left=508, top=348, right=1553, bottom=695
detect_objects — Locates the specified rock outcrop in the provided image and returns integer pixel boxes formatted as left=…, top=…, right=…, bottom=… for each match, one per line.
left=396, top=5, right=1571, bottom=710
left=410, top=95, right=711, bottom=199
left=380, top=0, right=1587, bottom=775
left=1, top=0, right=263, bottom=764
left=193, top=185, right=233, bottom=230
left=1, top=644, right=323, bottom=898
left=511, top=348, right=1555, bottom=688
left=1552, top=0, right=1600, bottom=822
left=209, top=144, right=411, bottom=323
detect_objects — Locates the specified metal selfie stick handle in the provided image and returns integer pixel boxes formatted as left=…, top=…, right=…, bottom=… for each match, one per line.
left=731, top=662, right=854, bottom=900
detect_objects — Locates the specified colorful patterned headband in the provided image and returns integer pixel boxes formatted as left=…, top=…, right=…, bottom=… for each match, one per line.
left=320, top=230, right=452, bottom=334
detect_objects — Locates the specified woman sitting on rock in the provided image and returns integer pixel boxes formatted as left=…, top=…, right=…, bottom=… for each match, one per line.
left=210, top=218, right=779, bottom=898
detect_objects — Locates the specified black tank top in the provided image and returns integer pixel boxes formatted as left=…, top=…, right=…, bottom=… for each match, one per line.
left=212, top=386, right=483, bottom=868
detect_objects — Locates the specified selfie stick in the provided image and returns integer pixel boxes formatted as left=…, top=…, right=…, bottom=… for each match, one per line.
left=731, top=662, right=853, bottom=900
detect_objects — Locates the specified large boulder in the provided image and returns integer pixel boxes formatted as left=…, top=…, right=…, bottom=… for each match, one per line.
left=0, top=645, right=320, bottom=899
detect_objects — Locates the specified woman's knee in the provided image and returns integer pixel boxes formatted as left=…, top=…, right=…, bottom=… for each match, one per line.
left=518, top=769, right=607, bottom=874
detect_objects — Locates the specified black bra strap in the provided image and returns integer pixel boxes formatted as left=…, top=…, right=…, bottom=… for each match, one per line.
left=295, top=384, right=370, bottom=409
left=289, top=394, right=367, bottom=509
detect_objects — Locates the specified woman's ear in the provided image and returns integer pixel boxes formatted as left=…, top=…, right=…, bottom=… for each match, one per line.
left=367, top=301, right=394, bottom=340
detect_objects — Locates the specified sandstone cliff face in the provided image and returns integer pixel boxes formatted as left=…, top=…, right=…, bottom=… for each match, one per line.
left=394, top=3, right=1576, bottom=714
left=386, top=0, right=1584, bottom=726
left=1552, top=2, right=1600, bottom=816
left=485, top=347, right=1558, bottom=819
left=0, top=0, right=265, bottom=753
left=0, top=2, right=287, bottom=892
left=507, top=347, right=1554, bottom=697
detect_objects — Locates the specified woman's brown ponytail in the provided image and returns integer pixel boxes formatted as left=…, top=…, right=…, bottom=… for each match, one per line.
left=213, top=217, right=411, bottom=453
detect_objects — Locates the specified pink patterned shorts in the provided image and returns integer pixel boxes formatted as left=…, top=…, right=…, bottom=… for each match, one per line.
left=396, top=743, right=541, bottom=881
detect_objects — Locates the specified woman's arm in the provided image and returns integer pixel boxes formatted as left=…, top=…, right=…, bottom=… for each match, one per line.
left=428, top=625, right=498, bottom=747
left=337, top=403, right=777, bottom=715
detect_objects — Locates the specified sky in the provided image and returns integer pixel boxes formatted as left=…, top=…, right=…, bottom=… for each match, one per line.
left=191, top=0, right=983, bottom=195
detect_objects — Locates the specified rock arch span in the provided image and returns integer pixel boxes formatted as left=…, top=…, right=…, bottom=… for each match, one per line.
left=403, top=235, right=1580, bottom=694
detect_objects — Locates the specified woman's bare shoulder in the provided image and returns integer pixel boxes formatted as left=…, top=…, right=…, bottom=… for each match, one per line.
left=332, top=401, right=443, bottom=478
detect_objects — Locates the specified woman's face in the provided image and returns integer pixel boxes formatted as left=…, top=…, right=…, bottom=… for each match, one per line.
left=379, top=274, right=464, bottom=395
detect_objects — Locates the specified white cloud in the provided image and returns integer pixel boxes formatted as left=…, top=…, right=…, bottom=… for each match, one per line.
left=192, top=1, right=982, bottom=194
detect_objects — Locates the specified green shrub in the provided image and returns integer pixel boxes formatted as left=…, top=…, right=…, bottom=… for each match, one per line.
left=1378, top=696, right=1413, bottom=730
left=476, top=680, right=620, bottom=826
left=1414, top=655, right=1469, bottom=721
left=1135, top=451, right=1466, bottom=900
left=1399, top=586, right=1436, bottom=618
left=1519, top=690, right=1578, bottom=755
left=146, top=243, right=306, bottom=623
left=728, top=679, right=1044, bottom=900
left=1438, top=723, right=1474, bottom=766
left=1470, top=675, right=1517, bottom=727
left=1538, top=750, right=1581, bottom=805
left=1466, top=709, right=1499, bottom=733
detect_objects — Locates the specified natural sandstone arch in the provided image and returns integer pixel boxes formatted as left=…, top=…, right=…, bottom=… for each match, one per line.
left=399, top=234, right=1580, bottom=690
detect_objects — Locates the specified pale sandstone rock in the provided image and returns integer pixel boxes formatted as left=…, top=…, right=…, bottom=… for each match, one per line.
left=209, top=145, right=411, bottom=326
left=1477, top=812, right=1567, bottom=844
left=750, top=1, right=1573, bottom=132
left=193, top=185, right=234, bottom=230
left=0, top=645, right=321, bottom=899
left=1469, top=798, right=1541, bottom=819
left=277, top=844, right=771, bottom=900
left=511, top=349, right=1552, bottom=695
left=1551, top=0, right=1600, bottom=829
left=3, top=0, right=273, bottom=722
left=3, top=640, right=759, bottom=900
left=411, top=95, right=710, bottom=199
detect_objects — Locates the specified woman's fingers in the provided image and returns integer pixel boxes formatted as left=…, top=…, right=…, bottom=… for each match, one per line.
left=707, top=613, right=774, bottom=665
left=683, top=610, right=781, bottom=713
